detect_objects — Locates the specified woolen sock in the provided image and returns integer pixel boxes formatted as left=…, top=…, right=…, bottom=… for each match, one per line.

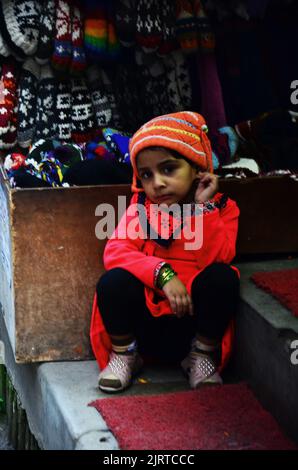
left=34, top=65, right=57, bottom=142
left=17, top=58, right=40, bottom=148
left=70, top=78, right=95, bottom=143
left=0, top=0, right=41, bottom=60
left=51, top=0, right=72, bottom=77
left=86, top=65, right=113, bottom=128
left=101, top=70, right=122, bottom=129
left=54, top=81, right=72, bottom=141
left=70, top=5, right=86, bottom=76
left=35, top=0, right=55, bottom=65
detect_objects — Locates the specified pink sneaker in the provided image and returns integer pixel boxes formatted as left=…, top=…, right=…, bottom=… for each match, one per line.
left=181, top=350, right=223, bottom=389
left=98, top=351, right=143, bottom=392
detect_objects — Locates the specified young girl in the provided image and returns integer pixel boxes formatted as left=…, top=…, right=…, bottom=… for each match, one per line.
left=90, top=111, right=240, bottom=393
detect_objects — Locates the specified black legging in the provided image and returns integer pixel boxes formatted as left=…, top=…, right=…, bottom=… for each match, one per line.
left=97, top=263, right=240, bottom=362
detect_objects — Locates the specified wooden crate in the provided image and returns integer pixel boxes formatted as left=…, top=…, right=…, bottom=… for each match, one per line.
left=0, top=163, right=297, bottom=363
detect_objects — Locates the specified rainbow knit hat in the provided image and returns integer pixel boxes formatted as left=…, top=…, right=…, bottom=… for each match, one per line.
left=129, top=111, right=213, bottom=192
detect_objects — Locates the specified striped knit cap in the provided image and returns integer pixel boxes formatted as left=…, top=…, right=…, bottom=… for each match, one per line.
left=129, top=111, right=213, bottom=192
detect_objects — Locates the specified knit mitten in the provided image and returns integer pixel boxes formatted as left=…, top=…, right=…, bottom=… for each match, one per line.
left=136, top=0, right=162, bottom=53
left=70, top=5, right=86, bottom=76
left=54, top=81, right=72, bottom=141
left=35, top=0, right=55, bottom=64
left=51, top=0, right=72, bottom=77
left=70, top=78, right=95, bottom=144
left=84, top=0, right=108, bottom=63
left=175, top=0, right=198, bottom=54
left=17, top=58, right=40, bottom=148
left=86, top=65, right=112, bottom=128
left=0, top=0, right=41, bottom=60
left=34, top=65, right=57, bottom=142
left=114, top=0, right=136, bottom=47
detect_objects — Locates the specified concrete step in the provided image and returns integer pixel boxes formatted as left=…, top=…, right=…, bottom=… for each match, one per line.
left=0, top=256, right=297, bottom=449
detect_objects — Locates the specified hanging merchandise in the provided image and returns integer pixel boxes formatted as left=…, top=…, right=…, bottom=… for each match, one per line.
left=136, top=0, right=163, bottom=53
left=86, top=65, right=113, bottom=129
left=0, top=29, right=10, bottom=57
left=34, top=64, right=57, bottom=141
left=54, top=81, right=72, bottom=141
left=114, top=0, right=136, bottom=47
left=69, top=5, right=86, bottom=76
left=51, top=0, right=72, bottom=76
left=17, top=58, right=40, bottom=148
left=0, top=0, right=41, bottom=60
left=35, top=0, right=55, bottom=65
left=70, top=78, right=95, bottom=144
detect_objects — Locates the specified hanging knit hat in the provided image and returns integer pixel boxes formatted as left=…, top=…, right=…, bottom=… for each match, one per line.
left=86, top=65, right=113, bottom=128
left=136, top=0, right=163, bottom=53
left=51, top=0, right=72, bottom=76
left=0, top=30, right=10, bottom=57
left=84, top=0, right=108, bottom=62
left=54, top=81, right=72, bottom=141
left=0, top=61, right=17, bottom=137
left=35, top=0, right=55, bottom=65
left=0, top=0, right=41, bottom=60
left=114, top=0, right=136, bottom=47
left=70, top=5, right=86, bottom=76
left=129, top=111, right=213, bottom=192
left=17, top=58, right=40, bottom=148
left=175, top=0, right=198, bottom=54
left=70, top=78, right=95, bottom=143
left=34, top=64, right=57, bottom=142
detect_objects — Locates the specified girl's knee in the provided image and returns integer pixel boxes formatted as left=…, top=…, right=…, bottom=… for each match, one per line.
left=96, top=268, right=143, bottom=298
left=192, top=263, right=239, bottom=293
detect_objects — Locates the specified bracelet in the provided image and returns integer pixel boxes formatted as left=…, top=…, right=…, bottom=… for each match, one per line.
left=156, top=264, right=177, bottom=289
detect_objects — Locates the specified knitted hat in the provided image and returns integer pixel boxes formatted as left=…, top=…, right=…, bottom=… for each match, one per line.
left=70, top=5, right=87, bottom=76
left=17, top=58, right=40, bottom=148
left=0, top=0, right=41, bottom=60
left=34, top=64, right=57, bottom=142
left=84, top=0, right=108, bottom=62
left=51, top=0, right=72, bottom=76
left=35, top=0, right=55, bottom=65
left=70, top=78, right=95, bottom=143
left=129, top=111, right=213, bottom=192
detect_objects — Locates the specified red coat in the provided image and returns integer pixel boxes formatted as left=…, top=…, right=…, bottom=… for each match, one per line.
left=90, top=192, right=240, bottom=371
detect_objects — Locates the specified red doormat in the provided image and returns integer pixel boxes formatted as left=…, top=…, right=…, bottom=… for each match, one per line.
left=89, top=383, right=297, bottom=450
left=251, top=268, right=298, bottom=317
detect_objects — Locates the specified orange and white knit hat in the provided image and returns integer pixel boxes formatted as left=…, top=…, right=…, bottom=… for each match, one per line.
left=129, top=111, right=213, bottom=192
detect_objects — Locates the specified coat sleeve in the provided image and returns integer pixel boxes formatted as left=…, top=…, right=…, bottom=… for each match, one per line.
left=103, top=201, right=165, bottom=289
left=192, top=196, right=240, bottom=268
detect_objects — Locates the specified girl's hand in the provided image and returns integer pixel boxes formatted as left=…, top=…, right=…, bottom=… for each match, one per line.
left=162, top=276, right=193, bottom=318
left=195, top=172, right=218, bottom=203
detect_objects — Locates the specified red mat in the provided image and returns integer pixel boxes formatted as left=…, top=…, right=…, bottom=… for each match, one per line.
left=251, top=268, right=298, bottom=317
left=89, top=383, right=297, bottom=450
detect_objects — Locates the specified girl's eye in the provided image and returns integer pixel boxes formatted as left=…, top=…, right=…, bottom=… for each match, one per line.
left=163, top=166, right=175, bottom=174
left=140, top=171, right=151, bottom=180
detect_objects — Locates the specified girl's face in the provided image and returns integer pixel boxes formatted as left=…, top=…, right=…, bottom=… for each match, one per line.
left=137, top=148, right=199, bottom=205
